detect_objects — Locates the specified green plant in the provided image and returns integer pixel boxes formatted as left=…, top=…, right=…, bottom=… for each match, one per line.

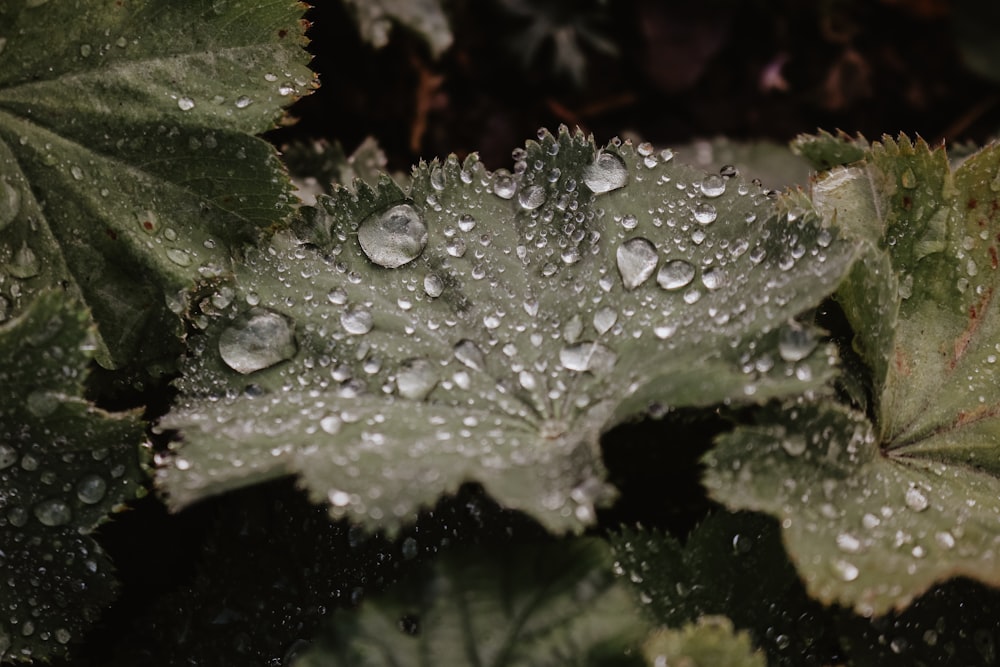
left=2, top=2, right=1000, bottom=665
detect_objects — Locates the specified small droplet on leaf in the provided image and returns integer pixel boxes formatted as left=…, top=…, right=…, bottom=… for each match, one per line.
left=583, top=151, right=627, bottom=194
left=616, top=238, right=658, bottom=290
left=218, top=307, right=297, bottom=374
left=657, top=260, right=696, bottom=291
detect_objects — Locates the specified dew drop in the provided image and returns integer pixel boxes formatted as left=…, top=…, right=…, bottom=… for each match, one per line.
left=166, top=248, right=192, bottom=266
left=177, top=96, right=195, bottom=111
left=616, top=238, right=658, bottom=290
left=0, top=443, right=16, bottom=469
left=218, top=307, right=297, bottom=374
left=832, top=558, right=859, bottom=582
left=780, top=436, right=807, bottom=457
left=699, top=174, right=726, bottom=197
left=0, top=179, right=21, bottom=229
left=905, top=485, right=929, bottom=512
left=559, top=342, right=617, bottom=375
left=75, top=474, right=107, bottom=504
left=423, top=274, right=444, bottom=298
left=700, top=266, right=726, bottom=290
left=518, top=184, right=546, bottom=210
left=778, top=321, right=817, bottom=362
left=320, top=414, right=342, bottom=435
left=836, top=532, right=862, bottom=553
left=234, top=95, right=253, bottom=109
left=358, top=204, right=428, bottom=268
left=583, top=152, right=627, bottom=194
left=341, top=308, right=374, bottom=335
left=593, top=307, right=618, bottom=334
left=329, top=490, right=351, bottom=507
left=55, top=628, right=72, bottom=644
left=8, top=243, right=40, bottom=278
left=454, top=339, right=486, bottom=371
left=401, top=536, right=419, bottom=560
left=457, top=214, right=476, bottom=232
left=656, top=260, right=696, bottom=290
left=34, top=498, right=72, bottom=526
left=693, top=202, right=717, bottom=224
left=396, top=358, right=438, bottom=400
left=492, top=170, right=517, bottom=199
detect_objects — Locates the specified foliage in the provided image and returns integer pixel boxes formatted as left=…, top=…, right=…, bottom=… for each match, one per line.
left=2, top=1, right=1000, bottom=665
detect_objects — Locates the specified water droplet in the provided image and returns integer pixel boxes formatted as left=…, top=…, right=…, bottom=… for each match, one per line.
left=778, top=321, right=817, bottom=362
left=457, top=214, right=476, bottom=232
left=693, top=202, right=717, bottom=224
left=616, top=238, right=658, bottom=290
left=559, top=341, right=617, bottom=375
left=234, top=95, right=253, bottom=109
left=700, top=266, right=726, bottom=290
left=329, top=490, right=351, bottom=507
left=341, top=308, right=374, bottom=335
left=55, top=628, right=72, bottom=644
left=836, top=532, right=862, bottom=553
left=492, top=170, right=517, bottom=199
left=8, top=243, right=40, bottom=278
left=593, top=307, right=617, bottom=334
left=358, top=204, right=428, bottom=268
left=401, top=537, right=419, bottom=560
left=218, top=307, right=297, bottom=374
left=70, top=165, right=84, bottom=180
left=832, top=558, right=859, bottom=582
left=583, top=152, right=627, bottom=194
left=780, top=436, right=807, bottom=457
left=905, top=485, right=929, bottom=512
left=177, top=96, right=195, bottom=111
left=454, top=339, right=486, bottom=371
left=34, top=498, right=72, bottom=526
left=0, top=443, right=16, bottom=469
left=0, top=179, right=21, bottom=230
left=518, top=184, right=546, bottom=210
left=700, top=174, right=726, bottom=197
left=320, top=414, right=342, bottom=435
left=166, top=248, right=192, bottom=266
left=935, top=531, right=955, bottom=549
left=396, top=358, right=438, bottom=400
left=656, top=260, right=695, bottom=290
left=75, top=474, right=107, bottom=504
left=423, top=274, right=444, bottom=297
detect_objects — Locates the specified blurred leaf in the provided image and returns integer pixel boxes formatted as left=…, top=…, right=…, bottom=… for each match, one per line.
left=284, top=137, right=393, bottom=206
left=643, top=617, right=767, bottom=667
left=295, top=539, right=647, bottom=667
left=791, top=129, right=868, bottom=171
left=0, top=0, right=315, bottom=368
left=0, top=293, right=147, bottom=662
left=157, top=127, right=854, bottom=534
left=706, top=136, right=1000, bottom=616
left=673, top=138, right=813, bottom=192
left=342, top=0, right=453, bottom=58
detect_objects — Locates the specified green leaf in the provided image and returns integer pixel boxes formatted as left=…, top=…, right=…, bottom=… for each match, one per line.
left=611, top=512, right=848, bottom=664
left=705, top=137, right=1000, bottom=616
left=791, top=129, right=868, bottom=171
left=0, top=0, right=315, bottom=367
left=0, top=292, right=147, bottom=662
left=342, top=0, right=453, bottom=58
left=157, top=127, right=855, bottom=534
left=294, top=539, right=647, bottom=667
left=673, top=138, right=813, bottom=191
left=643, top=617, right=767, bottom=667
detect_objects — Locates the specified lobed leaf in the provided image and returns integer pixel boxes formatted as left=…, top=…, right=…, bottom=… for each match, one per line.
left=706, top=136, right=1000, bottom=616
left=0, top=293, right=147, bottom=662
left=642, top=617, right=767, bottom=667
left=0, top=0, right=315, bottom=367
left=157, top=127, right=855, bottom=534
left=294, top=538, right=647, bottom=667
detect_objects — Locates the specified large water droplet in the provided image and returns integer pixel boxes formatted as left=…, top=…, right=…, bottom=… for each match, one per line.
left=778, top=321, right=817, bottom=362
left=616, top=238, right=658, bottom=290
left=423, top=274, right=444, bottom=297
left=34, top=498, right=72, bottom=526
left=700, top=266, right=726, bottom=290
left=454, top=339, right=486, bottom=371
left=693, top=203, right=717, bottom=224
left=75, top=474, right=107, bottom=504
left=218, top=307, right=297, bottom=374
left=358, top=204, right=428, bottom=268
left=492, top=170, right=517, bottom=199
left=177, top=96, right=195, bottom=111
left=559, top=342, right=617, bottom=375
left=583, top=152, right=627, bottom=194
left=593, top=307, right=618, bottom=334
left=396, top=358, right=438, bottom=400
left=657, top=260, right=695, bottom=290
left=700, top=174, right=726, bottom=198
left=518, top=185, right=546, bottom=210
left=341, top=308, right=374, bottom=335
left=832, top=558, right=859, bottom=582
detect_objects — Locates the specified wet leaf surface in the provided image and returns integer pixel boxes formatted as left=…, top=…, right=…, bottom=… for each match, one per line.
left=706, top=137, right=1000, bottom=616
left=0, top=293, right=146, bottom=662
left=643, top=616, right=767, bottom=667
left=157, top=128, right=854, bottom=534
left=0, top=0, right=314, bottom=367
